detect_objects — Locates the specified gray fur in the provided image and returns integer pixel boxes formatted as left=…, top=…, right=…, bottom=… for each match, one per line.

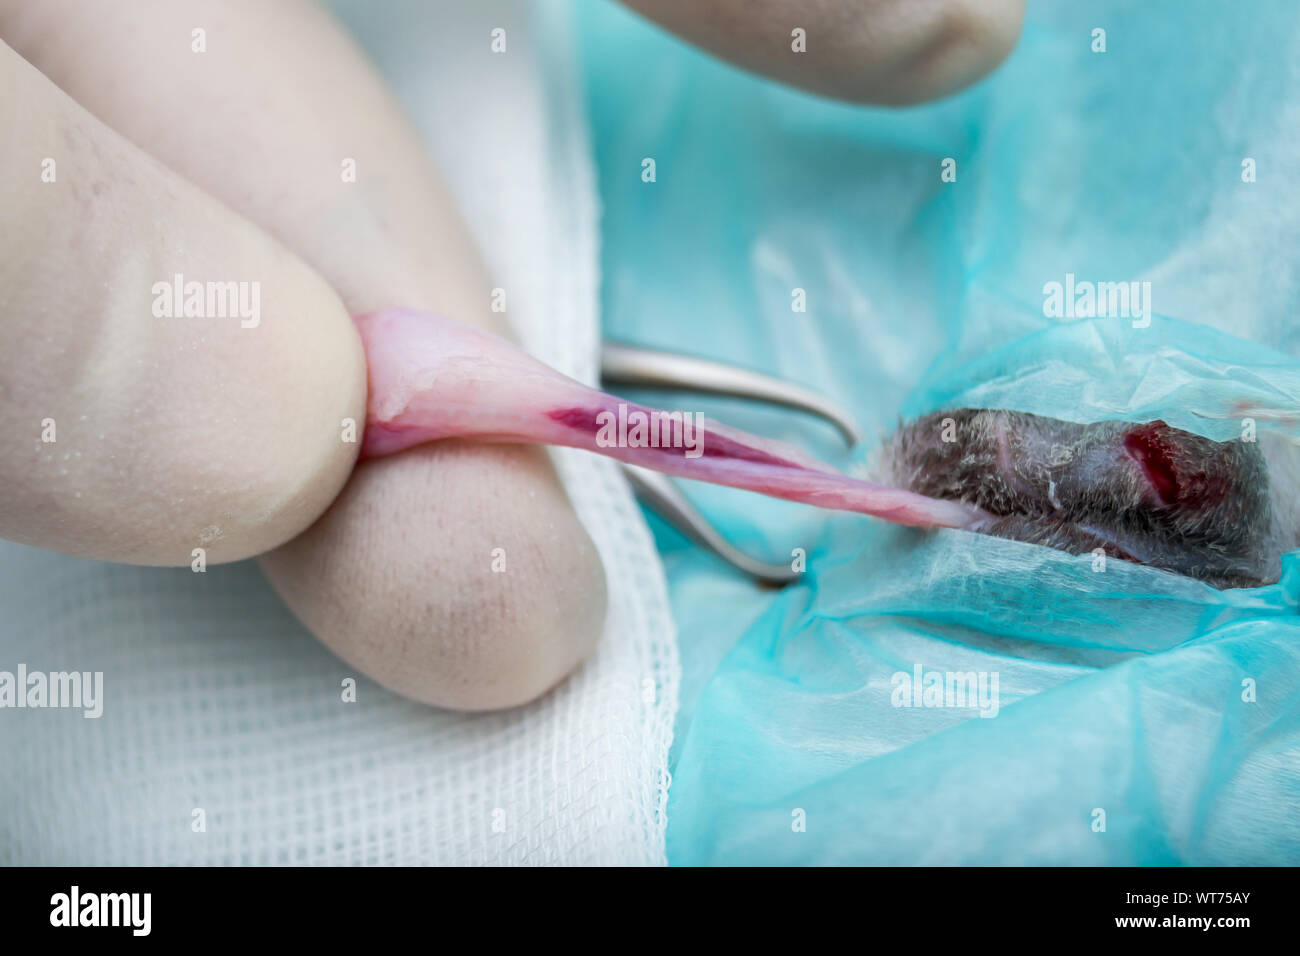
left=880, top=409, right=1290, bottom=589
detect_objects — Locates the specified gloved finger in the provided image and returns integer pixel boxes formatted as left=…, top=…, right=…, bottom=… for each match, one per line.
left=619, top=0, right=1025, bottom=104
left=0, top=0, right=607, bottom=709
left=0, top=0, right=492, bottom=324
left=0, top=37, right=366, bottom=565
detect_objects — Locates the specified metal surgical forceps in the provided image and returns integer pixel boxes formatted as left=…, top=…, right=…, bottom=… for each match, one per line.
left=600, top=342, right=864, bottom=586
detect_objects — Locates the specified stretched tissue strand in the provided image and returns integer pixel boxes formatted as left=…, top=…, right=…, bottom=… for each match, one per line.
left=354, top=308, right=989, bottom=531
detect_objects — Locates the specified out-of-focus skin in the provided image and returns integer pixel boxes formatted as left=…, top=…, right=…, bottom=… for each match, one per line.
left=0, top=0, right=604, bottom=710
left=620, top=0, right=1026, bottom=104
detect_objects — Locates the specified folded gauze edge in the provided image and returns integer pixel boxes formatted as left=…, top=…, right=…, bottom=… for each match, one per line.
left=0, top=0, right=679, bottom=866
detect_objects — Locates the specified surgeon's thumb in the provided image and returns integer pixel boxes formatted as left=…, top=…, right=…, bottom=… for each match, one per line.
left=0, top=39, right=366, bottom=565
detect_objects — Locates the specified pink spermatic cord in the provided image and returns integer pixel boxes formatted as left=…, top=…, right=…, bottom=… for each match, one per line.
left=355, top=308, right=990, bottom=531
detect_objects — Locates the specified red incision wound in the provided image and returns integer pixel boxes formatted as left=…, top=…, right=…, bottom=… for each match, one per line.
left=1124, top=421, right=1180, bottom=506
left=1123, top=420, right=1231, bottom=511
